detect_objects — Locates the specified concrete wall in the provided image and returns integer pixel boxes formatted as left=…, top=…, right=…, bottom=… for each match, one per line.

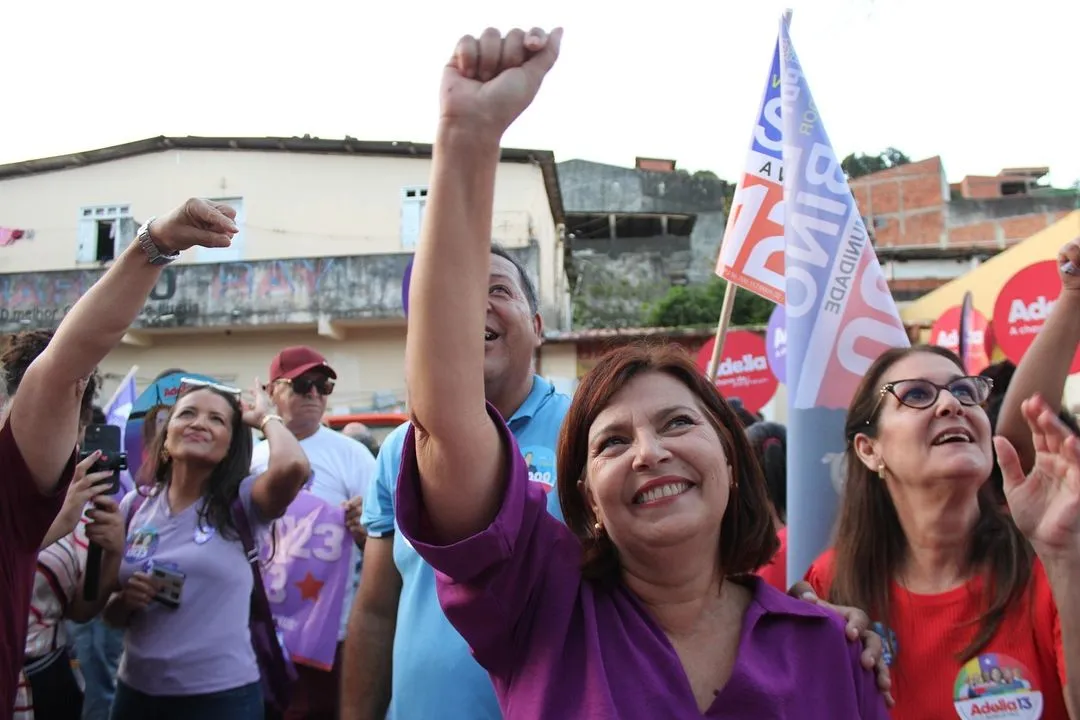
left=558, top=159, right=728, bottom=216
left=0, top=148, right=568, bottom=327
left=558, top=160, right=729, bottom=326
left=569, top=241, right=688, bottom=328
left=0, top=245, right=540, bottom=336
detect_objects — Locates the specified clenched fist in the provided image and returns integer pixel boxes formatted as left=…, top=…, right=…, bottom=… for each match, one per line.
left=151, top=198, right=239, bottom=254
left=440, top=26, right=563, bottom=139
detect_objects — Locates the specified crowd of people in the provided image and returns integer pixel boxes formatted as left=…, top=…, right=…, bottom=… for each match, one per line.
left=1, top=24, right=1077, bottom=720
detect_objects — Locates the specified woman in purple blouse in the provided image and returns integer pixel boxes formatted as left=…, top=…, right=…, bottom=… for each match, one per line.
left=395, top=25, right=892, bottom=719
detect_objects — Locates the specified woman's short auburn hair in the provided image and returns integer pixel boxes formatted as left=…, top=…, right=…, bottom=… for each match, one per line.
left=556, top=342, right=779, bottom=583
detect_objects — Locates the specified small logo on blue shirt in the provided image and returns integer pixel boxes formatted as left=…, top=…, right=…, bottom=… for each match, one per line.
left=520, top=446, right=556, bottom=492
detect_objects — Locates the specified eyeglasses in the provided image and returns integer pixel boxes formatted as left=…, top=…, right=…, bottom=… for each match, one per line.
left=280, top=376, right=335, bottom=397
left=178, top=377, right=243, bottom=399
left=867, top=376, right=993, bottom=425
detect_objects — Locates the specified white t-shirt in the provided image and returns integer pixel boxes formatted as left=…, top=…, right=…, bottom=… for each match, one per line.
left=250, top=425, right=377, bottom=641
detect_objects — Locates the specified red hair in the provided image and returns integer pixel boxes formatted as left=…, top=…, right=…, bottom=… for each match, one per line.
left=556, top=342, right=779, bottom=582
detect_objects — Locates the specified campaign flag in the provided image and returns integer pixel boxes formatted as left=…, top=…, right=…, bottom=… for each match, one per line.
left=958, top=291, right=974, bottom=371
left=260, top=491, right=352, bottom=670
left=104, top=366, right=138, bottom=496
left=778, top=16, right=909, bottom=584
left=714, top=34, right=787, bottom=304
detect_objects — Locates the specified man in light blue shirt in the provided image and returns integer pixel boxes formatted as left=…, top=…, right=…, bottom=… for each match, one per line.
left=341, top=246, right=570, bottom=720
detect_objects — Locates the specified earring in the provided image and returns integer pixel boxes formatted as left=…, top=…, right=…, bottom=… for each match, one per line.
left=877, top=463, right=885, bottom=479
left=593, top=521, right=603, bottom=533
left=161, top=448, right=171, bottom=463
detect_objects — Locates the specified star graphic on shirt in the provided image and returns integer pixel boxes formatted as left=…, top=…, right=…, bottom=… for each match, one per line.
left=295, top=571, right=325, bottom=602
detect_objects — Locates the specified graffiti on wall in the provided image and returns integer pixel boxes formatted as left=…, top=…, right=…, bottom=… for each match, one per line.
left=211, top=258, right=337, bottom=300
left=0, top=244, right=538, bottom=333
left=0, top=257, right=344, bottom=330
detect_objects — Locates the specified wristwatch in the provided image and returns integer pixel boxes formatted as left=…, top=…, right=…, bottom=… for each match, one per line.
left=136, top=217, right=181, bottom=266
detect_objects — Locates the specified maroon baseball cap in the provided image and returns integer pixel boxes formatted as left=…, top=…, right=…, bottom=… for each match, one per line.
left=269, top=346, right=337, bottom=383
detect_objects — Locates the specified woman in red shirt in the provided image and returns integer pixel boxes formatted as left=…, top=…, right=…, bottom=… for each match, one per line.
left=806, top=345, right=1079, bottom=720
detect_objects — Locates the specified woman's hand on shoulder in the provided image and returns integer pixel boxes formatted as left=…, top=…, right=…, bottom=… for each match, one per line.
left=789, top=581, right=895, bottom=708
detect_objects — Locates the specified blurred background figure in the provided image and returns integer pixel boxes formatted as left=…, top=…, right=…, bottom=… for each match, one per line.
left=342, top=422, right=380, bottom=458
left=727, top=397, right=764, bottom=428
left=747, top=421, right=788, bottom=591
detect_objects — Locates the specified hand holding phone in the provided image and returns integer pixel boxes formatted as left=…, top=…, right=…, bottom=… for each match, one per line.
left=149, top=562, right=187, bottom=609
left=78, top=433, right=125, bottom=601
left=121, top=572, right=162, bottom=612
left=51, top=452, right=114, bottom=541
left=84, top=496, right=124, bottom=555
left=78, top=424, right=128, bottom=495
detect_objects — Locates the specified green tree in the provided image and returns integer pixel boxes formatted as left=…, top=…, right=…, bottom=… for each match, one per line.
left=841, top=147, right=912, bottom=180
left=646, top=277, right=775, bottom=327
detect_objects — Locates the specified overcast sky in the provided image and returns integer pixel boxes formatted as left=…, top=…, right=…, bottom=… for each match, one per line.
left=3, top=0, right=1077, bottom=187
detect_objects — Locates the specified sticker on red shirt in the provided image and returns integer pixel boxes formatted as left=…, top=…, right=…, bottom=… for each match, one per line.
left=953, top=653, right=1043, bottom=719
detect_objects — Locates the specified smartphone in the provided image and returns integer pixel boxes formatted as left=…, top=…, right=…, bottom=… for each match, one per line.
left=79, top=424, right=128, bottom=494
left=149, top=562, right=186, bottom=609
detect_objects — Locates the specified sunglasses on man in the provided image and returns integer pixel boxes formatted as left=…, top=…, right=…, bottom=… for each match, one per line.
left=267, top=376, right=335, bottom=397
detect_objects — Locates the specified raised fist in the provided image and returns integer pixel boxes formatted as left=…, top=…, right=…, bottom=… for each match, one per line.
left=440, top=27, right=563, bottom=140
left=1058, top=237, right=1080, bottom=289
left=151, top=198, right=239, bottom=254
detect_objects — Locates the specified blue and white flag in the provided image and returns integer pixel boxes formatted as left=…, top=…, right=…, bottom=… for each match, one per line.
left=778, top=15, right=909, bottom=583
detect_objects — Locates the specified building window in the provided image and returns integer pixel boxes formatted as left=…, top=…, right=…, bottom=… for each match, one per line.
left=401, top=187, right=428, bottom=249
left=77, top=205, right=135, bottom=263
left=194, top=197, right=245, bottom=263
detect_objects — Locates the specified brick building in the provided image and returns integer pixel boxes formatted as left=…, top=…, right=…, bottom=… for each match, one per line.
left=850, top=157, right=1077, bottom=302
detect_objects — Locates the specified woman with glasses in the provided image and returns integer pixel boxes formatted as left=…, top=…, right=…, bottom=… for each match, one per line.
left=103, top=377, right=311, bottom=720
left=805, top=345, right=1080, bottom=720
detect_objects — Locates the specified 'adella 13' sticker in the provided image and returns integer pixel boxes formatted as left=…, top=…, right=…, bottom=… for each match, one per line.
left=125, top=528, right=159, bottom=564
left=520, top=446, right=556, bottom=493
left=952, top=653, right=1043, bottom=720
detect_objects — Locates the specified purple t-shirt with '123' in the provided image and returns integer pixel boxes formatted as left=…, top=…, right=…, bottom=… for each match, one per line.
left=117, top=475, right=269, bottom=696
left=396, top=404, right=890, bottom=719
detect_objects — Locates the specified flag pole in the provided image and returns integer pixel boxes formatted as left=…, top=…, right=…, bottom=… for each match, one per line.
left=104, top=365, right=139, bottom=410
left=705, top=283, right=738, bottom=382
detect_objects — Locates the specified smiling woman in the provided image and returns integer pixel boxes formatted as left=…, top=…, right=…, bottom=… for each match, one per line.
left=102, top=379, right=310, bottom=719
left=556, top=345, right=776, bottom=584
left=807, top=345, right=1079, bottom=720
left=396, top=23, right=890, bottom=719
left=398, top=343, right=889, bottom=718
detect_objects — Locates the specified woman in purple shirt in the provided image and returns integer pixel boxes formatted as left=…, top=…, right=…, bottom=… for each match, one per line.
left=103, top=378, right=310, bottom=719
left=394, top=26, right=891, bottom=719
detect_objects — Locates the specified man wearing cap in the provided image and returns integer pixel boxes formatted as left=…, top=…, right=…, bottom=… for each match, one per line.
left=250, top=346, right=376, bottom=720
